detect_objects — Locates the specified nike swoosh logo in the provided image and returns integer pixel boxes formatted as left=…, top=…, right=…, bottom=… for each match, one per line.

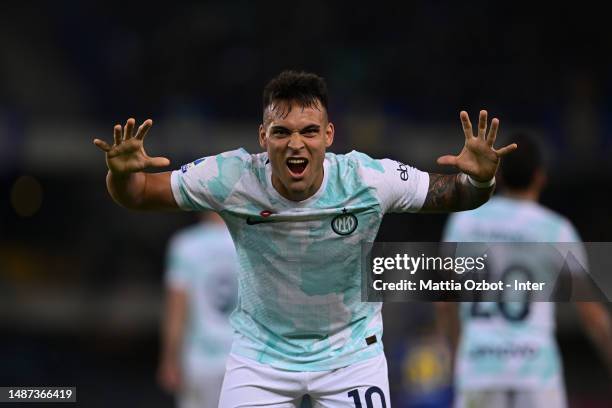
left=246, top=217, right=271, bottom=225
left=245, top=217, right=298, bottom=225
left=245, top=212, right=348, bottom=225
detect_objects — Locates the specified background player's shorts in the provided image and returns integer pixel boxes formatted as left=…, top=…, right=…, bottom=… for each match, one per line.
left=218, top=353, right=390, bottom=407
left=179, top=357, right=226, bottom=408
left=455, top=388, right=567, bottom=408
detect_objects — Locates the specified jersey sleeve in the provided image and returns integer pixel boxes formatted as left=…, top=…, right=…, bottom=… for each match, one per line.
left=556, top=218, right=589, bottom=275
left=557, top=219, right=582, bottom=243
left=353, top=152, right=430, bottom=213
left=170, top=149, right=250, bottom=211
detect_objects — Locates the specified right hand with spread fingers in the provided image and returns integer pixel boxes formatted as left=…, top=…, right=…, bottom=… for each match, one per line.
left=93, top=118, right=170, bottom=175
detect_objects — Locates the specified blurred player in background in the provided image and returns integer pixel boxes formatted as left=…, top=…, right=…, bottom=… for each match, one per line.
left=439, top=133, right=612, bottom=408
left=94, top=70, right=516, bottom=407
left=158, top=212, right=238, bottom=408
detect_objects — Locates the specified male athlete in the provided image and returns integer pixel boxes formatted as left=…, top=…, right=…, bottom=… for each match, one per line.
left=440, top=133, right=612, bottom=408
left=158, top=212, right=238, bottom=408
left=93, top=71, right=516, bottom=407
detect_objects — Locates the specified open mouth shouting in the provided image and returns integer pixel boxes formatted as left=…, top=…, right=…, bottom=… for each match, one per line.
left=286, top=157, right=309, bottom=178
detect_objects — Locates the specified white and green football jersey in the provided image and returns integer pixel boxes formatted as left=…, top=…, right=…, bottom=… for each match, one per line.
left=166, top=222, right=238, bottom=368
left=171, top=149, right=429, bottom=371
left=443, top=196, right=583, bottom=390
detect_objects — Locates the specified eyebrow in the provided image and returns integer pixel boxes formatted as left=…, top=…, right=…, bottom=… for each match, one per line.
left=270, top=124, right=321, bottom=133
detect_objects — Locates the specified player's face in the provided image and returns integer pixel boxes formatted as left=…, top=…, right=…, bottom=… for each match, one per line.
left=259, top=100, right=334, bottom=201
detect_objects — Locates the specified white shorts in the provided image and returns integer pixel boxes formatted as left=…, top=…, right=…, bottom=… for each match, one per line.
left=218, top=353, right=390, bottom=407
left=455, top=388, right=567, bottom=408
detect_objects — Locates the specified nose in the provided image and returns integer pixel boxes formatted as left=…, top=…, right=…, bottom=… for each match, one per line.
left=287, top=132, right=305, bottom=150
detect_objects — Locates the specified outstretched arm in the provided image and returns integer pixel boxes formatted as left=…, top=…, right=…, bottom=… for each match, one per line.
left=422, top=172, right=493, bottom=212
left=421, top=110, right=517, bottom=213
left=93, top=118, right=178, bottom=210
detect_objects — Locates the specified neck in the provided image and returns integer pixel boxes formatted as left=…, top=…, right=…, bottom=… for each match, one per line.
left=272, top=170, right=324, bottom=202
left=502, top=188, right=540, bottom=202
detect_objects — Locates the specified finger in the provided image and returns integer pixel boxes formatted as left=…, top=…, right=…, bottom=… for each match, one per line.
left=494, top=143, right=518, bottom=157
left=460, top=111, right=473, bottom=140
left=486, top=118, right=499, bottom=146
left=135, top=119, right=153, bottom=140
left=478, top=110, right=488, bottom=139
left=93, top=138, right=112, bottom=152
left=123, top=118, right=135, bottom=140
left=146, top=156, right=171, bottom=168
left=113, top=124, right=122, bottom=145
left=436, top=155, right=458, bottom=166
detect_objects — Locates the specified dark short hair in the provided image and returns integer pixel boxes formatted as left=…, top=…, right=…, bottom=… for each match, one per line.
left=500, top=132, right=543, bottom=190
left=262, top=70, right=329, bottom=119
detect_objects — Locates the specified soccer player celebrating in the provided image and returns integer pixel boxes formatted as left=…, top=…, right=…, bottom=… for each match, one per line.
left=440, top=133, right=612, bottom=408
left=93, top=71, right=516, bottom=407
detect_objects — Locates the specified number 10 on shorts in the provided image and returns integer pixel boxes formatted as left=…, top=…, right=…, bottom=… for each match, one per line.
left=348, top=386, right=387, bottom=407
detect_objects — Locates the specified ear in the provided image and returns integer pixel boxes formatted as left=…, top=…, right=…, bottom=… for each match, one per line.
left=325, top=122, right=335, bottom=148
left=258, top=124, right=267, bottom=149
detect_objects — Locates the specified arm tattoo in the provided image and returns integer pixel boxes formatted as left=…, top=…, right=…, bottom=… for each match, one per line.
left=421, top=173, right=494, bottom=213
left=423, top=174, right=457, bottom=211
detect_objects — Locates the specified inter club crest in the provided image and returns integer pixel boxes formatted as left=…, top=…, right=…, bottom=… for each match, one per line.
left=331, top=208, right=358, bottom=236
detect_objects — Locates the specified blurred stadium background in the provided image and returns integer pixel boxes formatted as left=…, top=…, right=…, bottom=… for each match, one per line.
left=1, top=2, right=611, bottom=407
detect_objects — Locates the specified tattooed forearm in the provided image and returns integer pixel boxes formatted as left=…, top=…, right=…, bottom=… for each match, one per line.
left=422, top=174, right=458, bottom=211
left=420, top=173, right=494, bottom=213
